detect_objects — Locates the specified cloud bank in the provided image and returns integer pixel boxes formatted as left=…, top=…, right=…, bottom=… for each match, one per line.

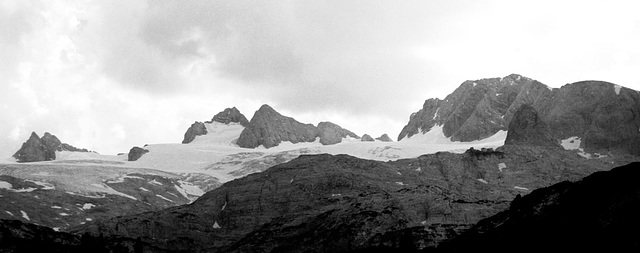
left=1, top=0, right=639, bottom=156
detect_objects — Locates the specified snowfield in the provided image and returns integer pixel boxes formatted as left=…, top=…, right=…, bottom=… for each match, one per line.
left=1, top=122, right=507, bottom=199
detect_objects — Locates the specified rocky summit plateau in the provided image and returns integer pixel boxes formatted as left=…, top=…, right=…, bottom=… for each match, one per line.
left=2, top=74, right=640, bottom=252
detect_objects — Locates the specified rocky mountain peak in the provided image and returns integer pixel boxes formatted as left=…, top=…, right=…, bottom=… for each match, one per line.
left=237, top=104, right=360, bottom=148
left=236, top=104, right=318, bottom=148
left=13, top=132, right=89, bottom=162
left=375, top=134, right=393, bottom=142
left=317, top=121, right=360, bottom=145
left=209, top=107, right=249, bottom=126
left=504, top=104, right=560, bottom=148
left=182, top=121, right=208, bottom=144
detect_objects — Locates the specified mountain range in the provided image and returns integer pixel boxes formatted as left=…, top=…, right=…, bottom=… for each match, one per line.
left=1, top=74, right=639, bottom=252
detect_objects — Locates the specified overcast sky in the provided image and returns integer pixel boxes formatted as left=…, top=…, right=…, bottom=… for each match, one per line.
left=1, top=0, right=639, bottom=157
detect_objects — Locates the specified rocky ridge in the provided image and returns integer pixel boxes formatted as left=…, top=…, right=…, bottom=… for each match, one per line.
left=399, top=74, right=640, bottom=156
left=72, top=143, right=634, bottom=252
left=237, top=104, right=359, bottom=148
left=13, top=132, right=90, bottom=163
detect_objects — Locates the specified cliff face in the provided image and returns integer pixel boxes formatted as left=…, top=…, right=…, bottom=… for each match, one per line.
left=504, top=104, right=561, bottom=148
left=399, top=75, right=640, bottom=156
left=399, top=74, right=547, bottom=142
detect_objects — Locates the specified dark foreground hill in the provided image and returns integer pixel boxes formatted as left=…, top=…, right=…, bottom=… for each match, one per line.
left=437, top=162, right=640, bottom=252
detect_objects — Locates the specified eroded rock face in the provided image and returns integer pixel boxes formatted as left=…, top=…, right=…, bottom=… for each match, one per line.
left=375, top=134, right=393, bottom=142
left=504, top=104, right=560, bottom=148
left=13, top=132, right=89, bottom=162
left=127, top=147, right=149, bottom=161
left=361, top=134, right=374, bottom=142
left=73, top=146, right=632, bottom=252
left=440, top=162, right=640, bottom=252
left=181, top=121, right=207, bottom=144
left=209, top=107, right=249, bottom=127
left=317, top=121, right=359, bottom=145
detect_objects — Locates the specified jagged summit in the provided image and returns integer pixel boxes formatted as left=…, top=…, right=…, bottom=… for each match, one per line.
left=182, top=107, right=250, bottom=144
left=182, top=121, right=208, bottom=144
left=237, top=104, right=360, bottom=148
left=398, top=73, right=545, bottom=142
left=375, top=134, right=393, bottom=142
left=236, top=104, right=319, bottom=148
left=13, top=132, right=89, bottom=163
left=208, top=107, right=249, bottom=126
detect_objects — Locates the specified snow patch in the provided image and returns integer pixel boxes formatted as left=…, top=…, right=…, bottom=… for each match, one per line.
left=432, top=108, right=439, bottom=120
left=51, top=206, right=62, bottom=209
left=514, top=186, right=529, bottom=191
left=20, top=211, right=30, bottom=221
left=498, top=163, right=507, bottom=172
left=174, top=181, right=204, bottom=201
left=53, top=227, right=60, bottom=232
left=82, top=203, right=95, bottom=210
left=213, top=221, right=221, bottom=229
left=472, top=82, right=477, bottom=87
left=221, top=201, right=227, bottom=211
left=156, top=194, right=173, bottom=202
left=85, top=218, right=93, bottom=221
left=614, top=84, right=622, bottom=95
left=59, top=213, right=70, bottom=216
left=395, top=182, right=406, bottom=186
left=89, top=183, right=137, bottom=200
left=148, top=179, right=163, bottom=186
left=5, top=211, right=13, bottom=216
left=561, top=137, right=581, bottom=150
left=139, top=187, right=150, bottom=192
left=331, top=193, right=342, bottom=197
left=415, top=167, right=421, bottom=172
left=0, top=181, right=11, bottom=190
left=477, top=179, right=488, bottom=184
left=26, top=180, right=55, bottom=190
left=106, top=174, right=144, bottom=184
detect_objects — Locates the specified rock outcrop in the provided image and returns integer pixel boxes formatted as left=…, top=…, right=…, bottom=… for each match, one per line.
left=181, top=121, right=207, bottom=144
left=317, top=121, right=360, bottom=145
left=127, top=146, right=149, bottom=161
left=73, top=144, right=631, bottom=252
left=375, top=134, right=393, bottom=142
left=399, top=75, right=640, bottom=155
left=237, top=105, right=359, bottom=148
left=13, top=132, right=89, bottom=162
left=208, top=107, right=249, bottom=127
left=361, top=134, right=374, bottom=141
left=440, top=162, right=640, bottom=252
left=504, top=104, right=560, bottom=148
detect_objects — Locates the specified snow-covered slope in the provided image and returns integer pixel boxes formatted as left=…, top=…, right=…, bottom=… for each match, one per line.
left=1, top=122, right=507, bottom=204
